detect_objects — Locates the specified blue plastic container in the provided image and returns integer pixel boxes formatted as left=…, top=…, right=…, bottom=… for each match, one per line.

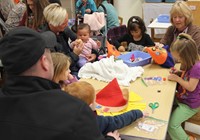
left=157, top=14, right=170, bottom=23
left=117, top=51, right=152, bottom=67
left=145, top=0, right=163, bottom=2
left=165, top=0, right=175, bottom=2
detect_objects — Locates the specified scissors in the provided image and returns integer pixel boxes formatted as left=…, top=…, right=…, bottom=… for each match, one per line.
left=149, top=102, right=159, bottom=113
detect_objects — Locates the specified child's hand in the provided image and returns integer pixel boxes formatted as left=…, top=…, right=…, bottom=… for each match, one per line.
left=118, top=46, right=125, bottom=52
left=142, top=111, right=149, bottom=118
left=86, top=54, right=96, bottom=62
left=168, top=74, right=179, bottom=81
left=169, top=67, right=178, bottom=74
left=96, top=40, right=101, bottom=48
left=169, top=67, right=183, bottom=77
left=68, top=74, right=74, bottom=80
left=107, top=130, right=121, bottom=140
left=142, top=47, right=148, bottom=52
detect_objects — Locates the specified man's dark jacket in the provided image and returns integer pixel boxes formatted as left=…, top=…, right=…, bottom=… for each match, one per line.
left=0, top=76, right=114, bottom=140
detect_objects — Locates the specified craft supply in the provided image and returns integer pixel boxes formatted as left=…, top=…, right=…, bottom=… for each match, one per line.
left=149, top=102, right=159, bottom=113
left=144, top=45, right=175, bottom=68
left=142, top=76, right=166, bottom=86
left=141, top=78, right=148, bottom=87
left=135, top=118, right=166, bottom=133
left=117, top=51, right=151, bottom=67
left=130, top=54, right=135, bottom=62
left=138, top=122, right=155, bottom=132
left=170, top=67, right=176, bottom=74
left=96, top=105, right=102, bottom=109
left=146, top=116, right=167, bottom=123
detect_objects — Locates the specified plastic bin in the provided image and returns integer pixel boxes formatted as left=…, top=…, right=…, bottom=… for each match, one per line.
left=145, top=0, right=163, bottom=2
left=157, top=14, right=170, bottom=23
left=165, top=0, right=176, bottom=2
left=117, top=51, right=152, bottom=67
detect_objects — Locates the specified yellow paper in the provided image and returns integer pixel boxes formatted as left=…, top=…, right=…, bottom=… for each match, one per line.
left=97, top=91, right=146, bottom=116
left=129, top=91, right=143, bottom=102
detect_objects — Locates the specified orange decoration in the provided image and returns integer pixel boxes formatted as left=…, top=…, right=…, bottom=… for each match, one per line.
left=144, top=46, right=167, bottom=65
left=106, top=41, right=120, bottom=58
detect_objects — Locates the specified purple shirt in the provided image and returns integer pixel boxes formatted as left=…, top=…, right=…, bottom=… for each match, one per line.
left=178, top=61, right=200, bottom=108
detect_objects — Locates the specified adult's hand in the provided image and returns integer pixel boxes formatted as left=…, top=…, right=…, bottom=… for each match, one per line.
left=155, top=42, right=164, bottom=48
left=107, top=130, right=121, bottom=140
left=73, top=41, right=83, bottom=55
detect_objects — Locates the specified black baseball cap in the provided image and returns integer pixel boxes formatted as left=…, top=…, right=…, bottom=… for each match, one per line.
left=0, top=27, right=57, bottom=75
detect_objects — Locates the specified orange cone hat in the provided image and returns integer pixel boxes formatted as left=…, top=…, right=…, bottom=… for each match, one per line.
left=96, top=78, right=127, bottom=107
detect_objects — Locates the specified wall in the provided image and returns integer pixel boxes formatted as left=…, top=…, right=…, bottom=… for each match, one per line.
left=114, top=0, right=144, bottom=25
left=61, top=0, right=76, bottom=19
left=60, top=0, right=145, bottom=24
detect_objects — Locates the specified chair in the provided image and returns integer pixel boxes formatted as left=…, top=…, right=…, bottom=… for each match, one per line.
left=184, top=111, right=200, bottom=139
left=107, top=25, right=127, bottom=45
left=118, top=16, right=123, bottom=26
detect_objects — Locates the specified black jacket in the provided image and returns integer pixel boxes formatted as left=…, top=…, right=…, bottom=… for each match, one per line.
left=0, top=76, right=114, bottom=140
left=114, top=33, right=155, bottom=49
left=41, top=25, right=79, bottom=74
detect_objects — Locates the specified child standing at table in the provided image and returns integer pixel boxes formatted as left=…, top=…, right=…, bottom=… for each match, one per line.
left=168, top=33, right=200, bottom=140
left=70, top=23, right=100, bottom=68
left=51, top=52, right=78, bottom=90
left=114, top=16, right=155, bottom=52
left=65, top=81, right=146, bottom=135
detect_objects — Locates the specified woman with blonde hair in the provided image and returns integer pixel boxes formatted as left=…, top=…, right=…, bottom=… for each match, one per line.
left=42, top=3, right=98, bottom=78
left=159, top=1, right=200, bottom=54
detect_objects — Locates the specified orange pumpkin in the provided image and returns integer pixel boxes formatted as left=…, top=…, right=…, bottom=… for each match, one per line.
left=144, top=46, right=167, bottom=64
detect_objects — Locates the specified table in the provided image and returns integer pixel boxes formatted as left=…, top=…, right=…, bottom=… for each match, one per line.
left=148, top=18, right=171, bottom=42
left=81, top=63, right=180, bottom=140
left=143, top=3, right=173, bottom=42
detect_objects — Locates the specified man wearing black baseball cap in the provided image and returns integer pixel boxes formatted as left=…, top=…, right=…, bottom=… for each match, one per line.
left=0, top=27, right=119, bottom=140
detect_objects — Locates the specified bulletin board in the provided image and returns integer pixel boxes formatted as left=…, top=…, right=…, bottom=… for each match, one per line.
left=187, top=1, right=200, bottom=26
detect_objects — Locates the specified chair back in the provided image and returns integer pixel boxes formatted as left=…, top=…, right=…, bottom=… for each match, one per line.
left=107, top=25, right=127, bottom=45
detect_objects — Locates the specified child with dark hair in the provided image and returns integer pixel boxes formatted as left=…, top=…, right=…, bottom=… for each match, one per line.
left=70, top=23, right=100, bottom=67
left=114, top=16, right=155, bottom=52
